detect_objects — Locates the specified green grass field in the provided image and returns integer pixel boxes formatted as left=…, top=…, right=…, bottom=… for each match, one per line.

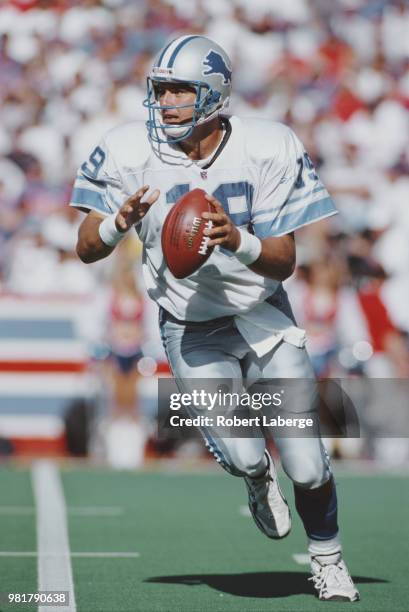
left=0, top=463, right=408, bottom=612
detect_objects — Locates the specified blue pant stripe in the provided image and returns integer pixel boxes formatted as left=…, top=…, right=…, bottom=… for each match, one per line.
left=159, top=310, right=230, bottom=472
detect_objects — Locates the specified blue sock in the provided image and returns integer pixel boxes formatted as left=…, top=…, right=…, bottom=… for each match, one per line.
left=294, top=476, right=338, bottom=540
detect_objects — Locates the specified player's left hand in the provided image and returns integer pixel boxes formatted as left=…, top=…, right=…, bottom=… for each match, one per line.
left=202, top=194, right=241, bottom=251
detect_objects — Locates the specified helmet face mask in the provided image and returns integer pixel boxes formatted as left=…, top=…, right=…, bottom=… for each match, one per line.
left=143, top=35, right=232, bottom=144
left=145, top=77, right=220, bottom=142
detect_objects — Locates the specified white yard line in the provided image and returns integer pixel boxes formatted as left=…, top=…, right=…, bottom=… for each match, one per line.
left=238, top=505, right=251, bottom=517
left=239, top=504, right=311, bottom=567
left=0, top=506, right=123, bottom=517
left=31, top=461, right=76, bottom=612
left=71, top=552, right=139, bottom=558
left=0, top=551, right=139, bottom=558
left=292, top=553, right=310, bottom=565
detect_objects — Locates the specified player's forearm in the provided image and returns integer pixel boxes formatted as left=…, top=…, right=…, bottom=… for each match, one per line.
left=76, top=216, right=115, bottom=263
left=248, top=235, right=296, bottom=281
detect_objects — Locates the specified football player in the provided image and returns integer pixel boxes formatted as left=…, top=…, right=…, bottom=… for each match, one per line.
left=71, top=35, right=359, bottom=602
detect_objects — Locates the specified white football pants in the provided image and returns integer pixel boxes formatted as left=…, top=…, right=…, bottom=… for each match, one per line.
left=160, top=310, right=331, bottom=489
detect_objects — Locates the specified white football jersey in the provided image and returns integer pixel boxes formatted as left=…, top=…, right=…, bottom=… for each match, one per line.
left=70, top=116, right=337, bottom=321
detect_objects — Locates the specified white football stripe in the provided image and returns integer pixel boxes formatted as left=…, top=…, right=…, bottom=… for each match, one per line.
left=32, top=461, right=76, bottom=612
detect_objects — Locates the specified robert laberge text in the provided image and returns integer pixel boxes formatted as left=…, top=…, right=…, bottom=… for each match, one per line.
left=169, top=415, right=314, bottom=429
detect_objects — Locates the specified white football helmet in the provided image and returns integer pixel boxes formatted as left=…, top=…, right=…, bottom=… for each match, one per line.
left=143, top=35, right=232, bottom=143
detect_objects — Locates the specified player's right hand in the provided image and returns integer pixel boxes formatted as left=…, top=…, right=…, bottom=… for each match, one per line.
left=115, top=186, right=160, bottom=232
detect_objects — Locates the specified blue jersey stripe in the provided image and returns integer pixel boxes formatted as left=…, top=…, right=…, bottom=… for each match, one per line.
left=253, top=197, right=337, bottom=239
left=167, top=35, right=202, bottom=68
left=71, top=187, right=109, bottom=213
left=286, top=185, right=326, bottom=206
left=252, top=186, right=326, bottom=219
left=78, top=175, right=106, bottom=189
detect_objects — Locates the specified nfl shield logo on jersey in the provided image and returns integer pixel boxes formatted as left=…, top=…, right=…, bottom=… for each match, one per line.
left=200, top=170, right=208, bottom=179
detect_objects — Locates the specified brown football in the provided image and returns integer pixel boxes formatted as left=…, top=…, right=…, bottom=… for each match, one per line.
left=161, top=188, right=214, bottom=279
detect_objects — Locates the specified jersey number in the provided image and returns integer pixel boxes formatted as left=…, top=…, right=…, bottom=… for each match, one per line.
left=166, top=181, right=253, bottom=257
left=166, top=181, right=253, bottom=219
left=295, top=152, right=319, bottom=189
left=81, top=146, right=106, bottom=179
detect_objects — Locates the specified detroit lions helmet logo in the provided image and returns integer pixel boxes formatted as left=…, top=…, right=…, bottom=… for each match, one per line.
left=202, top=50, right=232, bottom=86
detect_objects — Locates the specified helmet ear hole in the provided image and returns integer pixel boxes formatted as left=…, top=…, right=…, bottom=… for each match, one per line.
left=196, top=89, right=221, bottom=118
left=209, top=91, right=221, bottom=105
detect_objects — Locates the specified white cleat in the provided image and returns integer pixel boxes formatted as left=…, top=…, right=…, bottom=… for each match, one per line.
left=309, top=552, right=360, bottom=602
left=244, top=451, right=291, bottom=539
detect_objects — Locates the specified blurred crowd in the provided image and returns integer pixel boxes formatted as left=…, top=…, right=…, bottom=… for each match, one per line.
left=1, top=0, right=409, bottom=388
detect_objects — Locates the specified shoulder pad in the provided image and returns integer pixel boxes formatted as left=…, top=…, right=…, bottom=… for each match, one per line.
left=237, top=117, right=298, bottom=163
left=103, top=121, right=151, bottom=170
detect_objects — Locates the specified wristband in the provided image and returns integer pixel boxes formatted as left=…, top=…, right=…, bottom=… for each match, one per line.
left=98, top=213, right=126, bottom=247
left=234, top=228, right=262, bottom=265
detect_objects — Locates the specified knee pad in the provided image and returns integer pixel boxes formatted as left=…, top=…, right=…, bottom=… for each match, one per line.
left=282, top=452, right=330, bottom=489
left=226, top=439, right=267, bottom=478
left=234, top=459, right=265, bottom=479
left=227, top=452, right=267, bottom=478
